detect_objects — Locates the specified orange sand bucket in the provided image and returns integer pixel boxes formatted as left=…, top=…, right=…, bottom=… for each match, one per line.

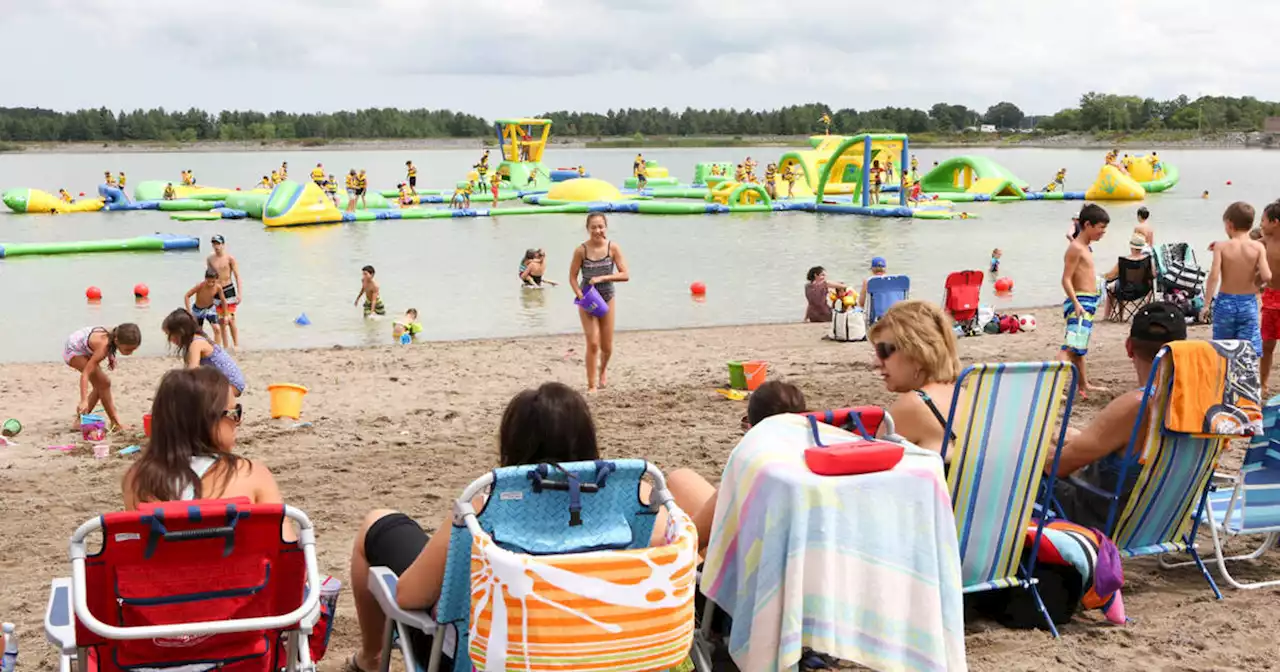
left=728, top=360, right=768, bottom=391
left=143, top=414, right=152, bottom=437
left=267, top=383, right=309, bottom=419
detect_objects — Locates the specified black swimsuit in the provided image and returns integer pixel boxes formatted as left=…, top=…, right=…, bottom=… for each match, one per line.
left=915, top=390, right=957, bottom=441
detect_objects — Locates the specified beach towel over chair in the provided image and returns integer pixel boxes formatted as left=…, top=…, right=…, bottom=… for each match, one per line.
left=866, top=275, right=910, bottom=325
left=943, top=270, right=983, bottom=335
left=44, top=499, right=322, bottom=672
left=1163, top=394, right=1280, bottom=589
left=943, top=361, right=1078, bottom=636
left=1067, top=341, right=1246, bottom=599
left=368, top=459, right=706, bottom=672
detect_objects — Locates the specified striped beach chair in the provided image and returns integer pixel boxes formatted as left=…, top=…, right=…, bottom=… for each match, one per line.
left=1076, top=344, right=1233, bottom=599
left=942, top=361, right=1078, bottom=637
left=368, top=460, right=706, bottom=672
left=1161, top=396, right=1280, bottom=590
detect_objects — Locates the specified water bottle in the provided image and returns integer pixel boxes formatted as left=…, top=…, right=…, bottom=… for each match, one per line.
left=1, top=622, right=17, bottom=672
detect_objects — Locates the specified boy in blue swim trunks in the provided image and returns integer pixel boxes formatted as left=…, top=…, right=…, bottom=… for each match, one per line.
left=1060, top=203, right=1110, bottom=398
left=184, top=267, right=227, bottom=344
left=1203, top=201, right=1271, bottom=357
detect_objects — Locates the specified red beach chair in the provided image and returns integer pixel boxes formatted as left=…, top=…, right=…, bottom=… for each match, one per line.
left=44, top=499, right=322, bottom=672
left=944, top=270, right=984, bottom=335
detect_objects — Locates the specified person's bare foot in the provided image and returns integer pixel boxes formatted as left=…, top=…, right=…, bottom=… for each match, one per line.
left=598, top=371, right=608, bottom=389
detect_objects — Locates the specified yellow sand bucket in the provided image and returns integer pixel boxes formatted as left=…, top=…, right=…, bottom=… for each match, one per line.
left=267, top=383, right=309, bottom=419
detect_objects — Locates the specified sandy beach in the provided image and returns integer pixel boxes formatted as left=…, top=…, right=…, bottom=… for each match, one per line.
left=1, top=314, right=1276, bottom=671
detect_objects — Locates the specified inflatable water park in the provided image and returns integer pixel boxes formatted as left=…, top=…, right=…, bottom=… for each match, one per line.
left=0, top=118, right=1181, bottom=248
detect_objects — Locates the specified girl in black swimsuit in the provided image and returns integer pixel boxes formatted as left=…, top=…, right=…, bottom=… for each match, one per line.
left=569, top=214, right=630, bottom=391
left=866, top=300, right=963, bottom=454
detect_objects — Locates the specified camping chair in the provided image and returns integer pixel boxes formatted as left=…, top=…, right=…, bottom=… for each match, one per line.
left=1066, top=342, right=1239, bottom=600
left=865, top=275, right=910, bottom=325
left=1156, top=242, right=1207, bottom=321
left=943, top=270, right=983, bottom=335
left=43, top=500, right=322, bottom=672
left=1160, top=396, right=1280, bottom=589
left=368, top=459, right=707, bottom=672
left=942, top=361, right=1078, bottom=637
left=1106, top=256, right=1156, bottom=322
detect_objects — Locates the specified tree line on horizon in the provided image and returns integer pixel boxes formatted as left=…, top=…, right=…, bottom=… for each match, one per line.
left=0, top=93, right=1276, bottom=143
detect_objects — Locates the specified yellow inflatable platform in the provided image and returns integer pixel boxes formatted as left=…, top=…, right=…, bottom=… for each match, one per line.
left=1085, top=165, right=1145, bottom=201
left=1, top=188, right=104, bottom=214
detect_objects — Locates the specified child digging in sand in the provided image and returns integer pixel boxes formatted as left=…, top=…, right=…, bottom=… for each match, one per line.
left=1203, top=201, right=1270, bottom=360
left=162, top=308, right=246, bottom=396
left=1060, top=203, right=1110, bottom=398
left=63, top=324, right=141, bottom=430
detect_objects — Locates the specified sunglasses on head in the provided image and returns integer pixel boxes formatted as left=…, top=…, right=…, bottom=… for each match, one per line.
left=223, top=403, right=243, bottom=424
left=873, top=341, right=897, bottom=361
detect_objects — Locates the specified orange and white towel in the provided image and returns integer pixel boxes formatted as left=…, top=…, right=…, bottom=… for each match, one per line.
left=1165, top=340, right=1262, bottom=437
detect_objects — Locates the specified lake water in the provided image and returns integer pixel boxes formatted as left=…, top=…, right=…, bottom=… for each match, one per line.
left=0, top=146, right=1272, bottom=363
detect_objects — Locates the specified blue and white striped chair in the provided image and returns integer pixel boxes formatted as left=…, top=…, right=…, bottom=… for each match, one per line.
left=1162, top=395, right=1280, bottom=590
left=942, top=360, right=1078, bottom=637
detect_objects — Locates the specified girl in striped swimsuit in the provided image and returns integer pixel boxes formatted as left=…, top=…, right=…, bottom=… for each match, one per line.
left=569, top=213, right=630, bottom=391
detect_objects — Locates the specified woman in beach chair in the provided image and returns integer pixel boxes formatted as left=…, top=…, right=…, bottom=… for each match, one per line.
left=122, top=367, right=284, bottom=511
left=869, top=300, right=962, bottom=454
left=349, top=382, right=649, bottom=672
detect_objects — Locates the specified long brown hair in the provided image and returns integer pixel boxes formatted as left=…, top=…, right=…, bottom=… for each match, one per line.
left=128, top=367, right=244, bottom=503
left=499, top=383, right=600, bottom=467
left=161, top=308, right=208, bottom=361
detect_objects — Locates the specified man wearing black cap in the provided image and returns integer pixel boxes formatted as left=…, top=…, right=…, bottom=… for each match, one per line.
left=1050, top=301, right=1188, bottom=529
left=207, top=234, right=242, bottom=350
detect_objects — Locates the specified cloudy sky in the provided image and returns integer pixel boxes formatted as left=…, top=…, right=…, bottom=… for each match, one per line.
left=4, top=0, right=1276, bottom=118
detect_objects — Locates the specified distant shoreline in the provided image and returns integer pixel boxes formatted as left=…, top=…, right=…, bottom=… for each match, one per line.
left=0, top=131, right=1270, bottom=155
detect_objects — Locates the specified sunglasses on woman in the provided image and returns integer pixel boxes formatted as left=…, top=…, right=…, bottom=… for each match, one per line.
left=223, top=403, right=243, bottom=424
left=873, top=341, right=897, bottom=361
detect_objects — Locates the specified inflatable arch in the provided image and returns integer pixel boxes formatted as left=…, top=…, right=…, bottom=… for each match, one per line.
left=918, top=156, right=1028, bottom=195
left=813, top=133, right=910, bottom=207
left=707, top=181, right=772, bottom=207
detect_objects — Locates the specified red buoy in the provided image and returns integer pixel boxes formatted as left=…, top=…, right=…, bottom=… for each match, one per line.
left=994, top=277, right=1014, bottom=292
left=133, top=283, right=149, bottom=298
left=86, top=286, right=103, bottom=301
left=690, top=281, right=707, bottom=296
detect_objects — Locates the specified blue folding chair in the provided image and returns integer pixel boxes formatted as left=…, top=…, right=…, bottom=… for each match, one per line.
left=1162, top=395, right=1280, bottom=589
left=865, top=275, right=910, bottom=325
left=943, top=361, right=1078, bottom=636
left=368, top=459, right=707, bottom=672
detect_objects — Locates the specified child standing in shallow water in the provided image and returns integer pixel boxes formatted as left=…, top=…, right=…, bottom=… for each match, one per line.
left=355, top=264, right=385, bottom=316
left=1060, top=204, right=1110, bottom=398
left=63, top=324, right=141, bottom=430
left=1204, top=202, right=1271, bottom=358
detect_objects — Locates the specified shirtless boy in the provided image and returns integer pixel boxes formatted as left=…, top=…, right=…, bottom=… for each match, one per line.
left=207, top=234, right=243, bottom=349
left=1060, top=203, right=1110, bottom=397
left=184, top=267, right=227, bottom=344
left=1259, top=202, right=1280, bottom=391
left=1204, top=201, right=1271, bottom=360
left=355, top=265, right=385, bottom=317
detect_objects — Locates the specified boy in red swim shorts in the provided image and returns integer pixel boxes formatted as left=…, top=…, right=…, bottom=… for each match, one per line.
left=1260, top=201, right=1280, bottom=392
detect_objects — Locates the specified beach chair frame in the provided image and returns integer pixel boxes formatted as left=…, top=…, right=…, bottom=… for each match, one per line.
left=369, top=460, right=708, bottom=672
left=865, top=275, right=910, bottom=326
left=44, top=501, right=322, bottom=672
left=1106, top=256, right=1156, bottom=322
left=1159, top=400, right=1280, bottom=589
left=1066, top=345, right=1229, bottom=599
left=942, top=361, right=1078, bottom=637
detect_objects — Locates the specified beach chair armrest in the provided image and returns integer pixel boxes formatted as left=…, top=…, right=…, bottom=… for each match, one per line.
left=45, top=577, right=76, bottom=653
left=1067, top=475, right=1117, bottom=501
left=368, top=566, right=438, bottom=634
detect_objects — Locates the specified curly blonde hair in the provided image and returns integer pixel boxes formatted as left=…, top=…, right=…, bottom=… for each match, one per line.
left=867, top=300, right=961, bottom=384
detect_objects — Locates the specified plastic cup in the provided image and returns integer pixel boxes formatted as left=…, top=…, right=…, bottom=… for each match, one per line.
left=92, top=443, right=110, bottom=459
left=1, top=419, right=20, bottom=437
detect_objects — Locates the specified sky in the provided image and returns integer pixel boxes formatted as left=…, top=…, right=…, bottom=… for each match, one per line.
left=3, top=0, right=1278, bottom=119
